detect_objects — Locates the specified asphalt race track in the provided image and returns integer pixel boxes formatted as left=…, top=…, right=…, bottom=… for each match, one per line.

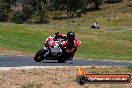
left=0, top=55, right=132, bottom=67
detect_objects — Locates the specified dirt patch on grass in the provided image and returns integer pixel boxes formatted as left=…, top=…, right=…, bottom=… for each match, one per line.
left=0, top=66, right=132, bottom=88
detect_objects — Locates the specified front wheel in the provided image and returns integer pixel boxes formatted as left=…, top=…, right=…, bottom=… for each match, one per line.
left=34, top=48, right=47, bottom=62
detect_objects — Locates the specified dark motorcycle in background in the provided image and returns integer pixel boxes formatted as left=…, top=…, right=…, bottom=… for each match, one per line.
left=34, top=39, right=74, bottom=63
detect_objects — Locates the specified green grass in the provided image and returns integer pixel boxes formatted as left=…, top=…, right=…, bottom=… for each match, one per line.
left=76, top=32, right=132, bottom=60
left=0, top=23, right=131, bottom=60
left=0, top=2, right=132, bottom=60
left=0, top=23, right=47, bottom=53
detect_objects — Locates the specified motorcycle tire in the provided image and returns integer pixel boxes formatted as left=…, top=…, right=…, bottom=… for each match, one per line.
left=34, top=48, right=46, bottom=62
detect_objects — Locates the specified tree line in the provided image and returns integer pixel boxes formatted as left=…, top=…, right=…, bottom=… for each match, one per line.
left=0, top=0, right=123, bottom=24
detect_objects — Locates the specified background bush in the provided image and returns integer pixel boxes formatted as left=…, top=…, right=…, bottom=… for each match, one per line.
left=0, top=0, right=126, bottom=24
left=0, top=3, right=10, bottom=21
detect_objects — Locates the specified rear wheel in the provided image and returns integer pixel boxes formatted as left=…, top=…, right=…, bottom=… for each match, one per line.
left=34, top=48, right=47, bottom=62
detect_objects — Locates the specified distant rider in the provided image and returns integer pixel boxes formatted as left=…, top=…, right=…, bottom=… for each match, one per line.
left=91, top=22, right=99, bottom=29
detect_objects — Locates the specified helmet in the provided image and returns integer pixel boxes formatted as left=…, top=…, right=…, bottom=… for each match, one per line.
left=67, top=31, right=75, bottom=41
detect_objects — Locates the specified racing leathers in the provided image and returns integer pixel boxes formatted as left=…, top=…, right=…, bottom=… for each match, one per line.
left=61, top=37, right=81, bottom=60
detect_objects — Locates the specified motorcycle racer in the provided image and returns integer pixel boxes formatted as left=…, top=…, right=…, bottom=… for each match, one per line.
left=34, top=31, right=81, bottom=62
left=44, top=31, right=81, bottom=61
left=62, top=31, right=81, bottom=60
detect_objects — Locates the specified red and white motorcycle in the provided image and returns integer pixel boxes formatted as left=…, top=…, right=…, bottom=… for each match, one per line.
left=34, top=38, right=75, bottom=63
